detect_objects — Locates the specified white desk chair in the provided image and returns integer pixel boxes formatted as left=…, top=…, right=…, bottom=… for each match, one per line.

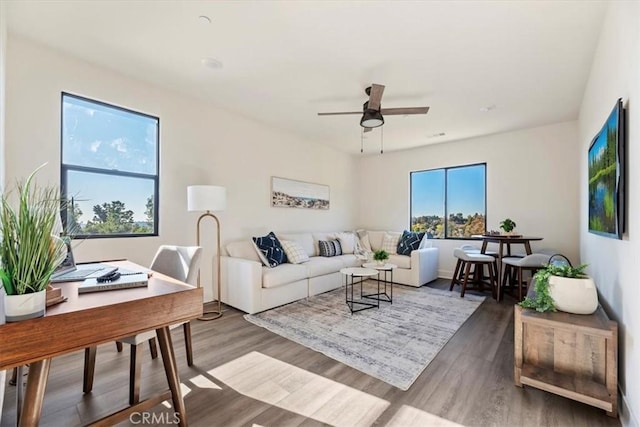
left=83, top=245, right=202, bottom=405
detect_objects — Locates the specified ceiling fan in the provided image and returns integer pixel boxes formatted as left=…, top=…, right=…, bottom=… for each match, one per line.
left=317, top=84, right=430, bottom=132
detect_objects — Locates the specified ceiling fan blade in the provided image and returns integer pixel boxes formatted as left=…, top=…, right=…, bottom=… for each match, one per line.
left=368, top=84, right=385, bottom=110
left=380, top=106, right=430, bottom=115
left=317, top=111, right=362, bottom=116
left=363, top=127, right=373, bottom=133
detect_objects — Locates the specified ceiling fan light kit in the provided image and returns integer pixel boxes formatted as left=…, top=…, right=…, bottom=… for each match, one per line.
left=360, top=109, right=384, bottom=128
left=318, top=83, right=430, bottom=134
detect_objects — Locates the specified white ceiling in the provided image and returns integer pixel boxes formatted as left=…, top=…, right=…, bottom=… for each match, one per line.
left=6, top=1, right=607, bottom=155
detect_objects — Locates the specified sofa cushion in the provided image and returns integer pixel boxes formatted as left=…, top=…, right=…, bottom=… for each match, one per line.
left=304, top=256, right=344, bottom=277
left=397, top=230, right=425, bottom=255
left=367, top=231, right=385, bottom=251
left=252, top=232, right=288, bottom=268
left=367, top=231, right=402, bottom=251
left=388, top=253, right=411, bottom=269
left=334, top=254, right=361, bottom=268
left=381, top=233, right=401, bottom=254
left=335, top=232, right=357, bottom=254
left=277, top=233, right=315, bottom=257
left=226, top=240, right=261, bottom=263
left=319, top=240, right=342, bottom=257
left=280, top=240, right=310, bottom=264
left=262, top=264, right=308, bottom=288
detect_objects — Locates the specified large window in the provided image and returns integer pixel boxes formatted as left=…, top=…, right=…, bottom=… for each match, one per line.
left=61, top=93, right=159, bottom=238
left=410, top=163, right=486, bottom=239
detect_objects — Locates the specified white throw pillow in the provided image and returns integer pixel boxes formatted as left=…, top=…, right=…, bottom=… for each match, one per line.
left=280, top=240, right=310, bottom=264
left=381, top=233, right=400, bottom=255
left=359, top=234, right=372, bottom=252
left=335, top=232, right=356, bottom=254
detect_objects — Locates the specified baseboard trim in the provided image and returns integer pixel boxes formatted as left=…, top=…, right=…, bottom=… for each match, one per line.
left=439, top=269, right=454, bottom=280
left=620, top=386, right=639, bottom=427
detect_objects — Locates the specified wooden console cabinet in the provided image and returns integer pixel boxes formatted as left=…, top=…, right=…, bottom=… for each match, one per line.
left=514, top=305, right=618, bottom=417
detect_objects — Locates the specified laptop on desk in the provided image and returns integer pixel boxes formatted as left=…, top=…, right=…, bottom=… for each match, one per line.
left=50, top=243, right=118, bottom=283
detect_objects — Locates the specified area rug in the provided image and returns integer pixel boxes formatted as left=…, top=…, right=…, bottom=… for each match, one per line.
left=244, top=283, right=485, bottom=390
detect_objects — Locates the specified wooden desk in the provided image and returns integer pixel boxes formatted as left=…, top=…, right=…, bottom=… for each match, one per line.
left=0, top=261, right=202, bottom=426
left=479, top=235, right=543, bottom=284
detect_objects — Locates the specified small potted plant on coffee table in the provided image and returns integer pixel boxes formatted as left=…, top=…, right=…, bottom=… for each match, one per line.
left=373, top=249, right=389, bottom=266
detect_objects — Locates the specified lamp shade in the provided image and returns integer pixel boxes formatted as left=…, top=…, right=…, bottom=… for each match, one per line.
left=187, top=185, right=226, bottom=212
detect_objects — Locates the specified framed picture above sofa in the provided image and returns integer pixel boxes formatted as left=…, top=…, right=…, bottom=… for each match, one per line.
left=271, top=176, right=330, bottom=210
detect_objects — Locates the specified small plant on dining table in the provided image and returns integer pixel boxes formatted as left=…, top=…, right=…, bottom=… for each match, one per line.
left=499, top=218, right=517, bottom=233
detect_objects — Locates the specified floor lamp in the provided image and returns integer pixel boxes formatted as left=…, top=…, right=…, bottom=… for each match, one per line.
left=187, top=185, right=226, bottom=321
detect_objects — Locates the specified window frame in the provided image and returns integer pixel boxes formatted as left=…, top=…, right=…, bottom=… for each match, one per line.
left=409, top=162, right=487, bottom=240
left=60, top=92, right=160, bottom=239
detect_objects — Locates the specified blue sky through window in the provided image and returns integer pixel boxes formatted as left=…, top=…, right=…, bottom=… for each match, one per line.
left=447, top=165, right=486, bottom=216
left=411, top=164, right=485, bottom=217
left=62, top=94, right=158, bottom=226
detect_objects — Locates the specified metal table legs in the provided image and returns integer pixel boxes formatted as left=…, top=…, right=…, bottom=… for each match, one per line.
left=344, top=274, right=380, bottom=314
left=362, top=269, right=393, bottom=303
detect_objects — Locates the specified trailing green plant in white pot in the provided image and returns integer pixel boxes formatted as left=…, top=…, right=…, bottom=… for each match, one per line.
left=519, top=263, right=598, bottom=314
left=0, top=165, right=67, bottom=322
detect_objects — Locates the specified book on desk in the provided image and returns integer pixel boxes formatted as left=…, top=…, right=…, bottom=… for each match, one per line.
left=78, top=272, right=149, bottom=294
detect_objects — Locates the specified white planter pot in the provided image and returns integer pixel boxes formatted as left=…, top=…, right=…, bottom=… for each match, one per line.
left=548, top=275, right=598, bottom=315
left=3, top=290, right=46, bottom=322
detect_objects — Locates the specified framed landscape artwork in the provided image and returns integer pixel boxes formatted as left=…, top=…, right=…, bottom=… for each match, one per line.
left=588, top=98, right=625, bottom=239
left=271, top=177, right=329, bottom=210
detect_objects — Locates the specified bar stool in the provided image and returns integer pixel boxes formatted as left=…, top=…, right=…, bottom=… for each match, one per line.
left=450, top=248, right=498, bottom=300
left=501, top=253, right=550, bottom=301
left=460, top=244, right=499, bottom=292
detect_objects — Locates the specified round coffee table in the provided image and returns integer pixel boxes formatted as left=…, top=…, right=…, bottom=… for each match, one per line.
left=340, top=267, right=380, bottom=314
left=362, top=262, right=397, bottom=303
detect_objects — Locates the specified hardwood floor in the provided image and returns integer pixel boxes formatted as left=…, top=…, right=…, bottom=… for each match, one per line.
left=1, top=280, right=620, bottom=427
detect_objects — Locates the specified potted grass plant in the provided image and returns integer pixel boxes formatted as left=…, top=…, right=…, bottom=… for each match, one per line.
left=0, top=165, right=67, bottom=322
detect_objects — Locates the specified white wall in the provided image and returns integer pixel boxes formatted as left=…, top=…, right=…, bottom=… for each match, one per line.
left=578, top=2, right=639, bottom=426
left=0, top=0, right=7, bottom=419
left=5, top=36, right=358, bottom=301
left=0, top=0, right=6, bottom=188
left=357, top=121, right=581, bottom=278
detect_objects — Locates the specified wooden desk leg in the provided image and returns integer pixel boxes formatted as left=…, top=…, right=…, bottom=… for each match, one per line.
left=156, top=326, right=187, bottom=427
left=83, top=347, right=97, bottom=393
left=480, top=240, right=488, bottom=253
left=19, top=359, right=51, bottom=427
left=524, top=241, right=532, bottom=255
left=16, top=366, right=24, bottom=426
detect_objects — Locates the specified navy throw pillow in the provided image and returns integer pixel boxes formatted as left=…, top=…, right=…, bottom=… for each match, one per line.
left=252, top=232, right=288, bottom=267
left=397, top=230, right=425, bottom=256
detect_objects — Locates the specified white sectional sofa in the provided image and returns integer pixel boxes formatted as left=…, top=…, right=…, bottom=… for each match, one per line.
left=220, top=230, right=439, bottom=314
